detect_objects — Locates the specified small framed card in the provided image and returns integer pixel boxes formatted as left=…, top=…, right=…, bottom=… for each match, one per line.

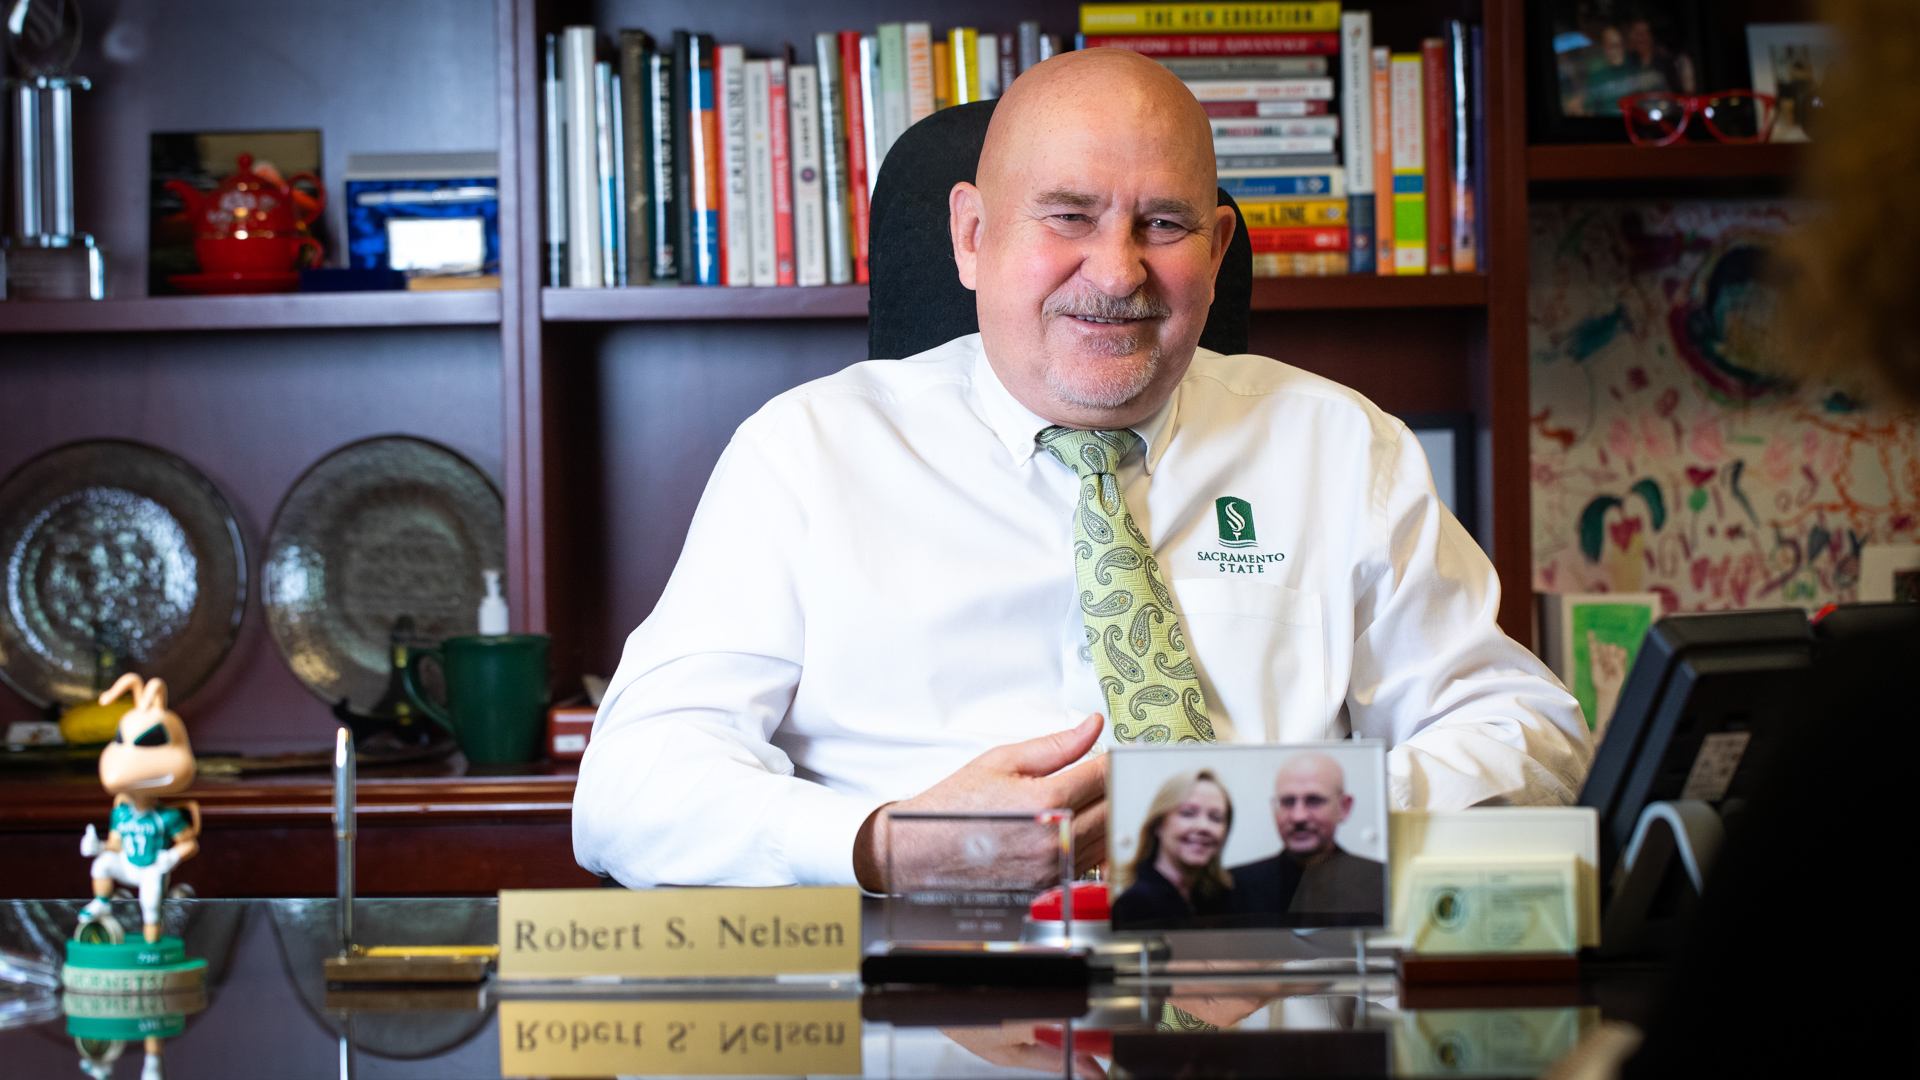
left=1745, top=23, right=1834, bottom=143
left=1857, top=545, right=1920, bottom=603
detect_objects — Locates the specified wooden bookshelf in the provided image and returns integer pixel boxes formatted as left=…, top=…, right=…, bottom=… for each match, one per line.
left=1527, top=142, right=1806, bottom=182
left=0, top=289, right=502, bottom=334
left=538, top=276, right=1489, bottom=322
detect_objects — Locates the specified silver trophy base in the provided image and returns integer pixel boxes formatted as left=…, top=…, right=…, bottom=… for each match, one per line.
left=2, top=234, right=105, bottom=300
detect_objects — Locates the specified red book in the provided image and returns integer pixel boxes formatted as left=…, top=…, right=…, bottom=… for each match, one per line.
left=1201, top=99, right=1330, bottom=117
left=838, top=30, right=871, bottom=284
left=1246, top=226, right=1348, bottom=253
left=1420, top=38, right=1453, bottom=275
left=769, top=58, right=796, bottom=286
left=1083, top=33, right=1339, bottom=55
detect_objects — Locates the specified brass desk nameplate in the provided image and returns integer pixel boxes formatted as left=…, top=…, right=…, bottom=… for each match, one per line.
left=496, top=887, right=862, bottom=981
left=498, top=997, right=861, bottom=1078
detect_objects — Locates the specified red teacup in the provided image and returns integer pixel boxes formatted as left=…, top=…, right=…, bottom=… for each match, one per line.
left=195, top=234, right=321, bottom=274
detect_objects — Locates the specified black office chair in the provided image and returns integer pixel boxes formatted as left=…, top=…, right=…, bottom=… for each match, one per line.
left=867, top=99, right=1252, bottom=361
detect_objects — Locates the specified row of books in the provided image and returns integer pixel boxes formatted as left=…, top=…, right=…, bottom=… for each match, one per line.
left=1079, top=2, right=1487, bottom=277
left=545, top=22, right=1063, bottom=289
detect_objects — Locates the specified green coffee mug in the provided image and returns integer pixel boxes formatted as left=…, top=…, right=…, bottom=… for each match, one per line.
left=401, top=634, right=550, bottom=764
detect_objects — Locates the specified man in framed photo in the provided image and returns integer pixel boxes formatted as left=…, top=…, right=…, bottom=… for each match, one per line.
left=1228, top=753, right=1385, bottom=923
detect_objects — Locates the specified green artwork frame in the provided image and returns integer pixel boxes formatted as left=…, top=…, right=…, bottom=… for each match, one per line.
left=1569, top=602, right=1656, bottom=731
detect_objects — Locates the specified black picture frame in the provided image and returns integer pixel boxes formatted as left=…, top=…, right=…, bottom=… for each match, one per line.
left=1527, top=0, right=1716, bottom=143
left=1400, top=412, right=1479, bottom=544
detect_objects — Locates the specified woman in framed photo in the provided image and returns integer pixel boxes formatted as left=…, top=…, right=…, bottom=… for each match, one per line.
left=1113, top=769, right=1238, bottom=926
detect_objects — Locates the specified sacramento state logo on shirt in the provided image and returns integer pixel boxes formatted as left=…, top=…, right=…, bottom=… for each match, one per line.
left=1215, top=497, right=1256, bottom=549
left=1196, top=496, right=1282, bottom=573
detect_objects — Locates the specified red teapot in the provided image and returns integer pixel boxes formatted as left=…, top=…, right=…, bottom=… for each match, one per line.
left=165, top=154, right=325, bottom=274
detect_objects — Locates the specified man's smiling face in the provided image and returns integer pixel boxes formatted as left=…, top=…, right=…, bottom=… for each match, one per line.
left=952, top=49, right=1237, bottom=430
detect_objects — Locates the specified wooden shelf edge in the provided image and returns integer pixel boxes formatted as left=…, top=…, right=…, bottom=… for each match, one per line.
left=0, top=289, right=502, bottom=334
left=0, top=769, right=578, bottom=829
left=1249, top=273, right=1488, bottom=311
left=543, top=283, right=871, bottom=321
left=1527, top=141, right=1804, bottom=181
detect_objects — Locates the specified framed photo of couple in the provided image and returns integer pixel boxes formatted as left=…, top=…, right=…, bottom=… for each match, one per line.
left=1108, top=742, right=1389, bottom=931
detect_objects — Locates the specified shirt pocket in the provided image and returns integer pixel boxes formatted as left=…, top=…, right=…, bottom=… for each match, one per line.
left=1170, top=578, right=1331, bottom=743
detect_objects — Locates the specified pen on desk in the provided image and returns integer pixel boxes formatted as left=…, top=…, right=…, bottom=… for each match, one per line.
left=334, top=725, right=355, bottom=958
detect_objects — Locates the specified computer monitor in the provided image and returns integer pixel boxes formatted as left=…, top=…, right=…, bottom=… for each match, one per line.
left=1576, top=608, right=1816, bottom=887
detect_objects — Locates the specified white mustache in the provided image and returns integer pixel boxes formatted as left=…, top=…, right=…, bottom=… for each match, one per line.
left=1045, top=290, right=1172, bottom=321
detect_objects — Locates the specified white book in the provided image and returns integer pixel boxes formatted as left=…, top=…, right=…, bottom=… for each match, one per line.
left=877, top=24, right=909, bottom=161
left=860, top=34, right=881, bottom=194
left=788, top=64, right=827, bottom=287
left=977, top=33, right=1000, bottom=98
left=904, top=23, right=934, bottom=124
left=744, top=59, right=777, bottom=287
left=1211, top=117, right=1340, bottom=138
left=1246, top=100, right=1321, bottom=117
left=561, top=27, right=602, bottom=288
left=594, top=62, right=618, bottom=287
left=717, top=45, right=753, bottom=286
left=1340, top=11, right=1374, bottom=196
left=1212, top=135, right=1336, bottom=155
left=1184, top=78, right=1336, bottom=101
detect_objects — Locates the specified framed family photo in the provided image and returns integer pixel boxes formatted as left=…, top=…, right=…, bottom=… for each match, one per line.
left=1528, top=0, right=1712, bottom=143
left=1108, top=742, right=1389, bottom=932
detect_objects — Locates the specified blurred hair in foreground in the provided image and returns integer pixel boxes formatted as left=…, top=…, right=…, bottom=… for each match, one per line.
left=1780, top=0, right=1920, bottom=409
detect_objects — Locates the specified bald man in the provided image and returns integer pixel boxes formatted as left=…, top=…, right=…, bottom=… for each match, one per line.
left=575, top=49, right=1588, bottom=890
left=1229, top=753, right=1385, bottom=924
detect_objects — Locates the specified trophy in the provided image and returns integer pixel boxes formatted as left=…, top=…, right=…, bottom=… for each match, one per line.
left=4, top=0, right=105, bottom=299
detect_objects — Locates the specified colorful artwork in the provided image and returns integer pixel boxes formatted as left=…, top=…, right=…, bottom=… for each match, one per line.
left=1531, top=201, right=1920, bottom=612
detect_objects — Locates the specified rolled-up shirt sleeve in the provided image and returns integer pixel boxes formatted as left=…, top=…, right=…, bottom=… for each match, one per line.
left=573, top=425, right=886, bottom=887
left=1349, top=421, right=1593, bottom=811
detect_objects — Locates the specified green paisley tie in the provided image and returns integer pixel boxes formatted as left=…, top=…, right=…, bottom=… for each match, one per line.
left=1038, top=426, right=1214, bottom=744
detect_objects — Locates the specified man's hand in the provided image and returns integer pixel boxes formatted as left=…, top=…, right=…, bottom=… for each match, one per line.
left=854, top=714, right=1109, bottom=891
left=80, top=824, right=102, bottom=857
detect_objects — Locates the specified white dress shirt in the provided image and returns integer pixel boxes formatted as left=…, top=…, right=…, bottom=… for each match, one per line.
left=574, top=334, right=1590, bottom=887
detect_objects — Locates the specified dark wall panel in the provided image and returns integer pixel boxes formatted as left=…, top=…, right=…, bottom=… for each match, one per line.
left=1246, top=307, right=1473, bottom=417
left=0, top=327, right=502, bottom=752
left=573, top=320, right=865, bottom=678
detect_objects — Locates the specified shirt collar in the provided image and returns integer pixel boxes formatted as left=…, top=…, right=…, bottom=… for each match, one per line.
left=969, top=335, right=1184, bottom=474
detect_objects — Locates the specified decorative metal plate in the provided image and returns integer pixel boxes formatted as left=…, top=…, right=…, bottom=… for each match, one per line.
left=263, top=436, right=503, bottom=713
left=0, top=440, right=248, bottom=709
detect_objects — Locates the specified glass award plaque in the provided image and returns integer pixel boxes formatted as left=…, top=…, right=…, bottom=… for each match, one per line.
left=881, top=810, right=1073, bottom=950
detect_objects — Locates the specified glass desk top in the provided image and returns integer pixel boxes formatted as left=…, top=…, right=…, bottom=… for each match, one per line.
left=0, top=899, right=1664, bottom=1079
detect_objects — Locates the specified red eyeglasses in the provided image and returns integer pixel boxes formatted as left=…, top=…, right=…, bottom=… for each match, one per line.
left=1620, top=90, right=1777, bottom=146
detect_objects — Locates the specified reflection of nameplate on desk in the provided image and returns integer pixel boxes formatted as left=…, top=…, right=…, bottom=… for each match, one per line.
left=497, top=888, right=861, bottom=981
left=498, top=997, right=862, bottom=1077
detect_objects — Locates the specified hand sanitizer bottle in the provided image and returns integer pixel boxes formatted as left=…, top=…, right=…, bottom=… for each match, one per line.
left=478, top=569, right=509, bottom=635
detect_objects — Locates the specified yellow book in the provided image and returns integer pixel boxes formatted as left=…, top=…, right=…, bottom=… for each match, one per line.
left=1388, top=52, right=1427, bottom=275
left=949, top=28, right=979, bottom=105
left=1237, top=199, right=1346, bottom=228
left=1079, top=3, right=1341, bottom=35
left=932, top=40, right=952, bottom=110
